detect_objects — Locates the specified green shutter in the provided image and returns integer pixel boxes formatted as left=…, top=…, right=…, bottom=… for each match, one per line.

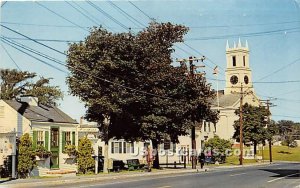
left=62, top=132, right=66, bottom=153
left=72, top=131, right=75, bottom=145
left=45, top=131, right=49, bottom=150
left=32, top=131, right=37, bottom=149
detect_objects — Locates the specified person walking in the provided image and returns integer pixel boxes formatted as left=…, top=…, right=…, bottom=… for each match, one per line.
left=198, top=152, right=205, bottom=169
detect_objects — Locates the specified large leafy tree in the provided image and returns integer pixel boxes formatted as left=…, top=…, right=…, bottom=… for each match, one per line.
left=67, top=22, right=218, bottom=169
left=233, top=103, right=270, bottom=155
left=0, top=69, right=63, bottom=105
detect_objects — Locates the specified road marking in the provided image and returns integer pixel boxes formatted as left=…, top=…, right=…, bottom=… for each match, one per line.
left=229, top=172, right=246, bottom=177
left=157, top=186, right=171, bottom=188
left=267, top=172, right=300, bottom=183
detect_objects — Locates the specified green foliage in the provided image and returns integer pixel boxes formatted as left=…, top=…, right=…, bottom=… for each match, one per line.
left=18, top=133, right=36, bottom=178
left=63, top=145, right=78, bottom=156
left=205, top=136, right=232, bottom=162
left=233, top=103, right=270, bottom=147
left=35, top=145, right=52, bottom=158
left=0, top=69, right=63, bottom=105
left=289, top=141, right=298, bottom=148
left=277, top=120, right=300, bottom=147
left=66, top=22, right=218, bottom=144
left=77, top=137, right=94, bottom=174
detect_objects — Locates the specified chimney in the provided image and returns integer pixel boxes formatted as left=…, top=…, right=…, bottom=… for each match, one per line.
left=20, top=96, right=39, bottom=106
left=80, top=116, right=84, bottom=125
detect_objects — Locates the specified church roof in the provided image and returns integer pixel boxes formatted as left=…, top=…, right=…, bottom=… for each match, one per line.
left=4, top=100, right=78, bottom=124
left=215, top=93, right=240, bottom=108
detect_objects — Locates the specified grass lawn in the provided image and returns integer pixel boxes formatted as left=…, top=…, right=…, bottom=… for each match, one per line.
left=259, top=145, right=300, bottom=162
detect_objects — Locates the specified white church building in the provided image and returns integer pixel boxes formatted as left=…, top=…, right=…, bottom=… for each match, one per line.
left=214, top=39, right=261, bottom=141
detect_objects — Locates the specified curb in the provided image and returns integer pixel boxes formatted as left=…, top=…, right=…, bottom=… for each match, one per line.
left=1, top=169, right=206, bottom=188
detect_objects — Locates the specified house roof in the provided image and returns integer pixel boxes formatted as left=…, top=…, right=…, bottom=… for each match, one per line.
left=4, top=100, right=78, bottom=124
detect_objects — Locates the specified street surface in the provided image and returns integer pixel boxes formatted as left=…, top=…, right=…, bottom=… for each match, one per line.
left=62, top=162, right=300, bottom=188
left=1, top=162, right=299, bottom=188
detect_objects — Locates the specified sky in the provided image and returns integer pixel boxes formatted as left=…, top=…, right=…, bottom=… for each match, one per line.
left=1, top=0, right=300, bottom=122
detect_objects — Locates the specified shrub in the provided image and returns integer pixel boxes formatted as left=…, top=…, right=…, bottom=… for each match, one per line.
left=63, top=145, right=77, bottom=156
left=18, top=133, right=36, bottom=178
left=205, top=136, right=232, bottom=163
left=289, top=141, right=298, bottom=148
left=77, top=137, right=94, bottom=174
left=35, top=145, right=52, bottom=159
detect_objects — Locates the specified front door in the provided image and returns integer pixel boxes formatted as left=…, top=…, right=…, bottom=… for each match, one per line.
left=50, top=127, right=59, bottom=169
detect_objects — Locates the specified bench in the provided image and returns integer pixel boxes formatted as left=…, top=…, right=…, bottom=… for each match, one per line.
left=126, top=159, right=145, bottom=171
left=159, top=161, right=186, bottom=169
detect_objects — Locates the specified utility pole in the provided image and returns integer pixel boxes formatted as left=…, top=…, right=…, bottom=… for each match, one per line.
left=177, top=56, right=205, bottom=169
left=260, top=98, right=276, bottom=163
left=232, top=83, right=252, bottom=165
left=239, top=83, right=243, bottom=165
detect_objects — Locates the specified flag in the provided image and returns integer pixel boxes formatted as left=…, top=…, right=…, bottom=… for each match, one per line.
left=213, top=66, right=219, bottom=75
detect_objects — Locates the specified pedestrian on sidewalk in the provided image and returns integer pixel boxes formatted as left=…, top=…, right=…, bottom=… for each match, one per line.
left=198, top=152, right=205, bottom=169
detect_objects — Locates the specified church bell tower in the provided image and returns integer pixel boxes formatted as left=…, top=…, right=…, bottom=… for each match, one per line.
left=224, top=38, right=254, bottom=95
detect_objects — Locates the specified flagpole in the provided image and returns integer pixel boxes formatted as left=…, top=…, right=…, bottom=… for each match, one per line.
left=217, top=72, right=219, bottom=109
left=213, top=66, right=220, bottom=110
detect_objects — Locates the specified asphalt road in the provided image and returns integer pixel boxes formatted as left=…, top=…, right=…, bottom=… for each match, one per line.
left=68, top=162, right=300, bottom=188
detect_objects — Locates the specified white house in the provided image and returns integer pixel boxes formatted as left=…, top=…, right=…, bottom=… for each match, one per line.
left=0, top=96, right=78, bottom=177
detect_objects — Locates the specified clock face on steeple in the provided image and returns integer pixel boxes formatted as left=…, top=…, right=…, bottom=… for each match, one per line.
left=230, top=75, right=238, bottom=85
left=244, top=75, right=249, bottom=84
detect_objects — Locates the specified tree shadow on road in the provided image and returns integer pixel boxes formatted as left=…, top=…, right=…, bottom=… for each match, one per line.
left=259, top=168, right=300, bottom=179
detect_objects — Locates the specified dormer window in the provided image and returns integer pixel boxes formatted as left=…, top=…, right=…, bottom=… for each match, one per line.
left=232, top=56, right=236, bottom=66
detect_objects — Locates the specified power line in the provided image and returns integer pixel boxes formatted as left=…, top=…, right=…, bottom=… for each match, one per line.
left=35, top=2, right=89, bottom=32
left=65, top=1, right=100, bottom=26
left=1, top=36, right=66, bottom=66
left=3, top=36, right=80, bottom=43
left=108, top=1, right=146, bottom=28
left=256, top=57, right=300, bottom=81
left=71, top=1, right=114, bottom=32
left=1, top=26, right=173, bottom=100
left=1, top=39, right=68, bottom=74
left=0, top=21, right=89, bottom=29
left=187, top=20, right=300, bottom=29
left=1, top=1, right=7, bottom=7
left=1, top=24, right=67, bottom=55
left=206, top=76, right=300, bottom=84
left=86, top=1, right=129, bottom=31
left=128, top=1, right=153, bottom=20
left=182, top=42, right=225, bottom=73
left=185, top=27, right=300, bottom=41
left=1, top=43, right=22, bottom=71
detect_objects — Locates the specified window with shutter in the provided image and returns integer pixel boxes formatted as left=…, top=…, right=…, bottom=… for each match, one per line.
left=37, top=131, right=44, bottom=146
left=62, top=132, right=66, bottom=152
left=45, top=131, right=49, bottom=150
left=32, top=131, right=37, bottom=149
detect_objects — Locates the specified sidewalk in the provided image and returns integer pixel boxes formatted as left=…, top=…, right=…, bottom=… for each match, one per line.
left=0, top=162, right=273, bottom=188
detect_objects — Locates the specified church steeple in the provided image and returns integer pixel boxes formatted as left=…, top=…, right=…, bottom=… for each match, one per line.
left=224, top=39, right=254, bottom=95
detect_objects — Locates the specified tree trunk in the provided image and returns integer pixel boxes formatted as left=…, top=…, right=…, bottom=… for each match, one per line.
left=253, top=141, right=257, bottom=157
left=103, top=140, right=109, bottom=173
left=152, top=139, right=160, bottom=169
